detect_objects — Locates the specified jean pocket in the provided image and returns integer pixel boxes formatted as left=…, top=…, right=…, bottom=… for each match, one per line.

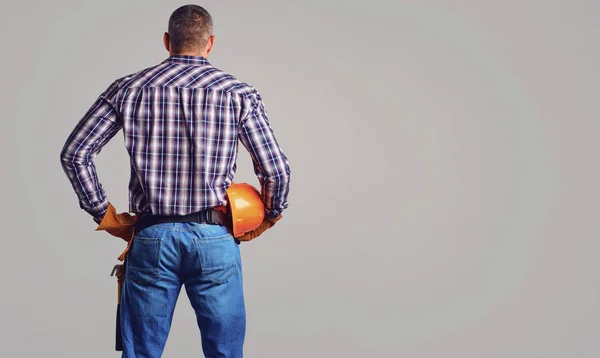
left=126, top=237, right=161, bottom=285
left=195, top=234, right=237, bottom=284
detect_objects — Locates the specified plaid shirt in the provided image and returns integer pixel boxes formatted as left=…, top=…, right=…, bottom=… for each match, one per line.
left=60, top=55, right=291, bottom=224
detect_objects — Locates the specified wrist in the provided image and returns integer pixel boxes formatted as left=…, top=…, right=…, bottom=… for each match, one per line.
left=266, top=209, right=280, bottom=220
left=93, top=210, right=107, bottom=225
left=266, top=213, right=282, bottom=223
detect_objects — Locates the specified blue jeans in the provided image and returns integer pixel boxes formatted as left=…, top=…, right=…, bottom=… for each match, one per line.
left=120, top=222, right=245, bottom=358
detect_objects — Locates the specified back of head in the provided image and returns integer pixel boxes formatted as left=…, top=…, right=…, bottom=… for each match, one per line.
left=168, top=5, right=213, bottom=54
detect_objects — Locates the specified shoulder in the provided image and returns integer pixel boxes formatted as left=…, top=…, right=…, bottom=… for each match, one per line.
left=202, top=64, right=261, bottom=99
left=111, top=63, right=165, bottom=90
left=94, top=62, right=165, bottom=104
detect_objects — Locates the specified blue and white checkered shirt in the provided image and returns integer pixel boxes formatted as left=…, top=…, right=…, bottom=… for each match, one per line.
left=60, top=55, right=291, bottom=223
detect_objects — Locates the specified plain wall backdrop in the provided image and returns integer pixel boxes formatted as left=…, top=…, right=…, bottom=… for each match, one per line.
left=1, top=0, right=599, bottom=357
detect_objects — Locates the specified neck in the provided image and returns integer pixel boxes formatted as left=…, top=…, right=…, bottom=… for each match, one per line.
left=170, top=51, right=207, bottom=58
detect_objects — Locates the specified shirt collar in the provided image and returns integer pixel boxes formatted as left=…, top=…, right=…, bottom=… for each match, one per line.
left=163, top=55, right=210, bottom=66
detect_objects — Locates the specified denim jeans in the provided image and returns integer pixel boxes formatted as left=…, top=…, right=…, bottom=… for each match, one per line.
left=120, top=221, right=245, bottom=358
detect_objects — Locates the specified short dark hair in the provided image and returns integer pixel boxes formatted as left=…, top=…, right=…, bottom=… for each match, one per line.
left=168, top=5, right=213, bottom=53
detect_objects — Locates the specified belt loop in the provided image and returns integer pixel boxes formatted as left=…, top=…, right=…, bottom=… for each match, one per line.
left=196, top=211, right=201, bottom=223
left=207, top=209, right=212, bottom=223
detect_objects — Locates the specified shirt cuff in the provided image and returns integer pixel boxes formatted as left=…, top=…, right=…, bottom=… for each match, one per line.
left=88, top=200, right=109, bottom=219
left=266, top=209, right=281, bottom=219
left=93, top=210, right=107, bottom=225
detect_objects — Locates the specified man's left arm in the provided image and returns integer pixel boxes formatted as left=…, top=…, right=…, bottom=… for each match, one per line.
left=59, top=80, right=123, bottom=224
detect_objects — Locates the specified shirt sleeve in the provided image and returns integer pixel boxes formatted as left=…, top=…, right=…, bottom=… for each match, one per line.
left=238, top=88, right=291, bottom=219
left=60, top=80, right=123, bottom=221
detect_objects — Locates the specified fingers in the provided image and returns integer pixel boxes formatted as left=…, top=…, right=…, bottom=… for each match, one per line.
left=96, top=202, right=137, bottom=241
left=237, top=215, right=282, bottom=242
left=237, top=227, right=262, bottom=241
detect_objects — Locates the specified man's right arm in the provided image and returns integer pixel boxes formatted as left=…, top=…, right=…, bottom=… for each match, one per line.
left=238, top=88, right=291, bottom=219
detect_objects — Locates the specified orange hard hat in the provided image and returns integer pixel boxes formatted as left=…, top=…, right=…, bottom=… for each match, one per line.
left=225, top=182, right=265, bottom=238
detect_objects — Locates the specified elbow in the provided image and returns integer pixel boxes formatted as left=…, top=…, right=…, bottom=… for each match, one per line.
left=271, top=169, right=291, bottom=189
left=281, top=168, right=291, bottom=186
left=260, top=156, right=290, bottom=189
left=59, top=147, right=70, bottom=167
left=60, top=144, right=90, bottom=168
left=60, top=139, right=72, bottom=161
left=60, top=145, right=76, bottom=169
left=278, top=160, right=291, bottom=184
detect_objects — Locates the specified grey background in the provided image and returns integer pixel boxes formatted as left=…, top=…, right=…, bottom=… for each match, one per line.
left=1, top=0, right=598, bottom=357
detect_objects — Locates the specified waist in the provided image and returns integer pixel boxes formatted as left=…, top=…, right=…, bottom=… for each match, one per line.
left=134, top=207, right=229, bottom=234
